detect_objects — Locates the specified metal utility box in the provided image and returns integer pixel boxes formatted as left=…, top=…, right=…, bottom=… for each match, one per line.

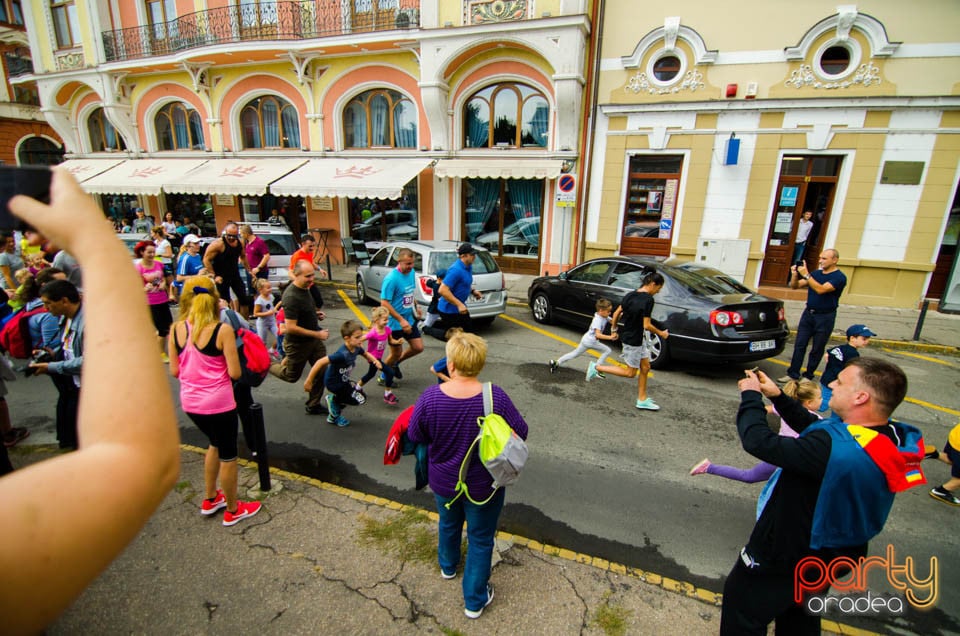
left=695, top=238, right=751, bottom=282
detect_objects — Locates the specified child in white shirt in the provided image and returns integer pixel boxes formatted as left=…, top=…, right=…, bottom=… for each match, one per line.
left=252, top=279, right=279, bottom=356
left=549, top=298, right=618, bottom=376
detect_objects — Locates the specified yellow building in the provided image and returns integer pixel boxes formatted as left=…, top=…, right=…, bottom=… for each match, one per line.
left=588, top=1, right=960, bottom=308
left=19, top=0, right=594, bottom=275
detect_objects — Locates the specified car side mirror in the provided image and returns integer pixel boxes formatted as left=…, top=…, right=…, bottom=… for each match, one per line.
left=558, top=271, right=567, bottom=280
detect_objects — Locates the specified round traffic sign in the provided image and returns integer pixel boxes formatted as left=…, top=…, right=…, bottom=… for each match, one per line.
left=558, top=174, right=575, bottom=193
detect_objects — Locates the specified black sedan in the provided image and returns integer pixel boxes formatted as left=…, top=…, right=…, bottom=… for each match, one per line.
left=527, top=256, right=789, bottom=369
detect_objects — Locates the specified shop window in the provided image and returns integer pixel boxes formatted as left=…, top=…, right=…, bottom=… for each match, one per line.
left=348, top=180, right=418, bottom=242
left=155, top=102, right=205, bottom=151
left=17, top=137, right=63, bottom=165
left=51, top=0, right=80, bottom=48
left=463, top=83, right=549, bottom=149
left=342, top=89, right=416, bottom=149
left=463, top=178, right=542, bottom=260
left=87, top=107, right=126, bottom=152
left=240, top=96, right=300, bottom=149
left=621, top=155, right=682, bottom=256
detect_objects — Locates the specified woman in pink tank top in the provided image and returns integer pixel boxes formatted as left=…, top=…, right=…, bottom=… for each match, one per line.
left=168, top=276, right=261, bottom=527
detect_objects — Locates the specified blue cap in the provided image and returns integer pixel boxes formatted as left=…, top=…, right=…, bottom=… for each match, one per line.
left=846, top=324, right=877, bottom=338
left=435, top=268, right=447, bottom=279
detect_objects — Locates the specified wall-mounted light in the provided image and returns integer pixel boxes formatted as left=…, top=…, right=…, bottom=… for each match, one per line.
left=561, top=159, right=576, bottom=173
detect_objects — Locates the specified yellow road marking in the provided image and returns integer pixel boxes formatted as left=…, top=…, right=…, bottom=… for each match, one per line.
left=883, top=348, right=956, bottom=367
left=904, top=397, right=960, bottom=417
left=500, top=314, right=630, bottom=371
left=337, top=289, right=371, bottom=327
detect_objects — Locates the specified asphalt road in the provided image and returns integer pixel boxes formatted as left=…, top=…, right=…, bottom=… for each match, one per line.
left=11, top=284, right=960, bottom=634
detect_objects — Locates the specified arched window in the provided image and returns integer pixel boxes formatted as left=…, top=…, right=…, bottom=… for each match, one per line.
left=342, top=89, right=416, bottom=149
left=463, top=83, right=549, bottom=149
left=87, top=107, right=126, bottom=152
left=18, top=137, right=63, bottom=165
left=155, top=102, right=205, bottom=150
left=240, top=96, right=300, bottom=149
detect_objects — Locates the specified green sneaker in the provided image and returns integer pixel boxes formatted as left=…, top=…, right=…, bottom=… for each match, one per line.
left=585, top=361, right=599, bottom=382
left=636, top=398, right=661, bottom=411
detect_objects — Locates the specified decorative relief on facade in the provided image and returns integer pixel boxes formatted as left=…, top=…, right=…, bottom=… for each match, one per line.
left=55, top=51, right=85, bottom=71
left=784, top=63, right=881, bottom=90
left=467, top=0, right=528, bottom=25
left=625, top=68, right=704, bottom=95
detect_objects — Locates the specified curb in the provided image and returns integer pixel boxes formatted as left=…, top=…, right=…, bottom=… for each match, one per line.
left=181, top=443, right=878, bottom=636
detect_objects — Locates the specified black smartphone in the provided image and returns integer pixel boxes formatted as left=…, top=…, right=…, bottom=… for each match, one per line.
left=0, top=165, right=52, bottom=231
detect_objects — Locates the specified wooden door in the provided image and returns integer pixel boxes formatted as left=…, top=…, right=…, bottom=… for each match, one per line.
left=759, top=156, right=841, bottom=286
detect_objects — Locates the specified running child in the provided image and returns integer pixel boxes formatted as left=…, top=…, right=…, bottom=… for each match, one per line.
left=358, top=306, right=398, bottom=404
left=689, top=378, right=822, bottom=481
left=550, top=298, right=618, bottom=374
left=927, top=422, right=960, bottom=506
left=421, top=268, right=446, bottom=329
left=252, top=279, right=280, bottom=357
left=818, top=323, right=875, bottom=411
left=586, top=268, right=668, bottom=411
left=304, top=320, right=381, bottom=428
left=429, top=327, right=462, bottom=383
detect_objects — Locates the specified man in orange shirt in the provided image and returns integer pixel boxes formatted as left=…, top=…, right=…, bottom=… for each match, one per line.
left=288, top=233, right=327, bottom=308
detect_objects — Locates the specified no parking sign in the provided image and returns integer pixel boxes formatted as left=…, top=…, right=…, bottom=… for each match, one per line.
left=556, top=174, right=576, bottom=207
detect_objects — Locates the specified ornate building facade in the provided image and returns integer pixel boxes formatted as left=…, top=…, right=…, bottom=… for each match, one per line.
left=587, top=1, right=960, bottom=307
left=20, top=0, right=593, bottom=275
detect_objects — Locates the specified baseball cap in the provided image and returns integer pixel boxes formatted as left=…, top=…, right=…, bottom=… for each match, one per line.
left=435, top=268, right=448, bottom=279
left=457, top=243, right=477, bottom=256
left=183, top=234, right=200, bottom=245
left=846, top=324, right=877, bottom=338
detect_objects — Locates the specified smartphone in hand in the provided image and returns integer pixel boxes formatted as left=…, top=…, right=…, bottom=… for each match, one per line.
left=0, top=165, right=52, bottom=231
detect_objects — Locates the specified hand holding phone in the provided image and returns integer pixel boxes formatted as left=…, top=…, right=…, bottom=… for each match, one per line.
left=0, top=166, right=52, bottom=231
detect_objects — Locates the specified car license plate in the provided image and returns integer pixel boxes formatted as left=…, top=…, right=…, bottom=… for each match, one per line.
left=749, top=340, right=775, bottom=352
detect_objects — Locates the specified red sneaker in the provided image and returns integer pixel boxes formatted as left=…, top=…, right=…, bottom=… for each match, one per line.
left=383, top=392, right=399, bottom=405
left=200, top=490, right=227, bottom=515
left=223, top=500, right=262, bottom=526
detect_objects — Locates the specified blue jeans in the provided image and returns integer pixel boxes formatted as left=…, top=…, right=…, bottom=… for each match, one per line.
left=434, top=488, right=505, bottom=611
left=787, top=309, right=836, bottom=380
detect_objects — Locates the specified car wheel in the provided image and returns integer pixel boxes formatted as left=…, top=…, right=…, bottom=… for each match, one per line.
left=646, top=331, right=671, bottom=370
left=356, top=276, right=371, bottom=305
left=531, top=292, right=553, bottom=324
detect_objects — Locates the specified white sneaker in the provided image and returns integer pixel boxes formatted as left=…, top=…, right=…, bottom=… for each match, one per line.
left=464, top=584, right=494, bottom=619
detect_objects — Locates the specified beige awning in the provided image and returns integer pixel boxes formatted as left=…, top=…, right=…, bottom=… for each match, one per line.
left=58, top=158, right=127, bottom=183
left=434, top=158, right=564, bottom=180
left=163, top=158, right=308, bottom=196
left=269, top=158, right=431, bottom=199
left=80, top=159, right=210, bottom=196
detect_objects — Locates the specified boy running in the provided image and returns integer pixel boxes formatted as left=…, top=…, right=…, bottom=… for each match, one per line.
left=304, top=320, right=381, bottom=428
left=549, top=298, right=618, bottom=374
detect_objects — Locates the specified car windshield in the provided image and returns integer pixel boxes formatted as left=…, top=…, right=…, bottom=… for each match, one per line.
left=428, top=251, right=499, bottom=275
left=667, top=266, right=749, bottom=296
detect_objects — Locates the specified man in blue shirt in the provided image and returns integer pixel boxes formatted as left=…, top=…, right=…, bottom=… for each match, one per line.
left=380, top=247, right=423, bottom=379
left=430, top=243, right=483, bottom=338
left=779, top=248, right=847, bottom=383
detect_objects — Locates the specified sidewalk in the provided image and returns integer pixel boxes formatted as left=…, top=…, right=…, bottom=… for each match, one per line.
left=34, top=445, right=728, bottom=635
left=325, top=263, right=959, bottom=354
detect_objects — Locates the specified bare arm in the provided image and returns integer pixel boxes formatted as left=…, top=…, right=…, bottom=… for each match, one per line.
left=438, top=282, right=466, bottom=313
left=795, top=264, right=836, bottom=295
left=643, top=316, right=668, bottom=339
left=2, top=168, right=180, bottom=634
left=304, top=356, right=330, bottom=392
left=284, top=316, right=328, bottom=341
left=202, top=239, right=223, bottom=273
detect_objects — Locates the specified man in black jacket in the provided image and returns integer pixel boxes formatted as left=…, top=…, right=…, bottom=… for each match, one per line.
left=721, top=359, right=926, bottom=635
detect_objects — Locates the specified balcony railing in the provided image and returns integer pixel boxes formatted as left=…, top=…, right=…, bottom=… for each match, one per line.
left=102, top=1, right=419, bottom=63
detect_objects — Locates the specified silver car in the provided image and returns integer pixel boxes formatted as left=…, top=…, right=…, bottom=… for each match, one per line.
left=354, top=240, right=507, bottom=325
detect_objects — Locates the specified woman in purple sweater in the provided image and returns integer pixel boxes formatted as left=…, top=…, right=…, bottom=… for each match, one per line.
left=407, top=332, right=528, bottom=619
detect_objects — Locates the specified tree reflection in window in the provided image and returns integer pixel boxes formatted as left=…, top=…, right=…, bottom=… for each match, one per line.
left=342, top=89, right=416, bottom=148
left=464, top=83, right=549, bottom=148
left=87, top=107, right=126, bottom=152
left=155, top=102, right=205, bottom=150
left=241, top=96, right=300, bottom=149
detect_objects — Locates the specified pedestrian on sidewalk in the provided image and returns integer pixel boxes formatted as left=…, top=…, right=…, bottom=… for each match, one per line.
left=407, top=332, right=528, bottom=619
left=169, top=276, right=261, bottom=526
left=927, top=422, right=960, bottom=506
left=304, top=319, right=382, bottom=427
left=779, top=249, right=847, bottom=383
left=549, top=298, right=618, bottom=374
left=586, top=268, right=668, bottom=411
left=817, top=323, right=875, bottom=410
